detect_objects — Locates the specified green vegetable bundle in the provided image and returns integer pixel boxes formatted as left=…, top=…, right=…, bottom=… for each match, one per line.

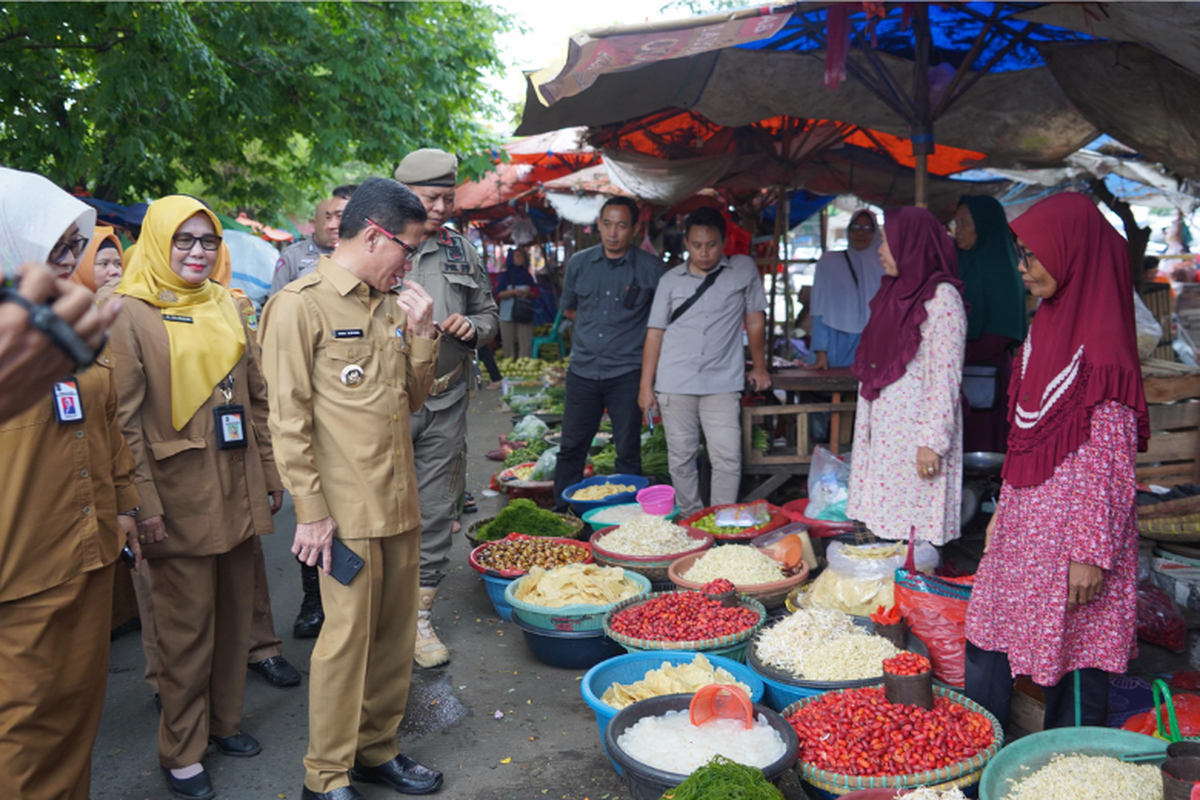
left=641, top=425, right=669, bottom=477
left=503, top=439, right=552, bottom=468
left=589, top=444, right=617, bottom=475
left=660, top=756, right=784, bottom=800
left=477, top=499, right=574, bottom=541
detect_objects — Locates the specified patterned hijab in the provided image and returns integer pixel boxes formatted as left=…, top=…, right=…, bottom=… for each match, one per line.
left=853, top=207, right=965, bottom=401
left=1004, top=192, right=1148, bottom=487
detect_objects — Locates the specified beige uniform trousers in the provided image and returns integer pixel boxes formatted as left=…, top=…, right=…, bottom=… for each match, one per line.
left=132, top=535, right=281, bottom=692
left=305, top=529, right=420, bottom=793
left=657, top=391, right=743, bottom=516
left=0, top=563, right=115, bottom=800
left=153, top=537, right=256, bottom=767
left=499, top=319, right=534, bottom=360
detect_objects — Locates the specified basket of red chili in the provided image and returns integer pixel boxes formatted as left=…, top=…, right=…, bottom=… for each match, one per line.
left=469, top=533, right=593, bottom=578
left=603, top=590, right=767, bottom=663
left=783, top=684, right=1003, bottom=796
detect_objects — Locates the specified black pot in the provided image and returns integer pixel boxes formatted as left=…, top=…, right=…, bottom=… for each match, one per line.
left=603, top=693, right=798, bottom=800
left=510, top=615, right=624, bottom=669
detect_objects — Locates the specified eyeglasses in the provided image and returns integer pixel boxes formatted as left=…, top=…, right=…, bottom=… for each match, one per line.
left=49, top=235, right=89, bottom=265
left=365, top=218, right=418, bottom=256
left=171, top=233, right=223, bottom=252
left=848, top=224, right=875, bottom=232
left=1017, top=247, right=1037, bottom=269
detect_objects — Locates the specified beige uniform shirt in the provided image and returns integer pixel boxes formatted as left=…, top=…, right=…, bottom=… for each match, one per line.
left=0, top=350, right=139, bottom=602
left=260, top=257, right=439, bottom=537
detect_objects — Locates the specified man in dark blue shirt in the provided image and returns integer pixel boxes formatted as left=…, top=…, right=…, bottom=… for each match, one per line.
left=554, top=197, right=663, bottom=510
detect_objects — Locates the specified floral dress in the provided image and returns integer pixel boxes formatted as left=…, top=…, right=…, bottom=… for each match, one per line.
left=847, top=283, right=967, bottom=545
left=965, top=401, right=1139, bottom=686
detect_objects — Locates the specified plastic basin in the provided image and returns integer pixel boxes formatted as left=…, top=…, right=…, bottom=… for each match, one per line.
left=603, top=693, right=798, bottom=800
left=637, top=485, right=676, bottom=515
left=509, top=614, right=625, bottom=669
left=589, top=525, right=714, bottom=583
left=580, top=650, right=766, bottom=773
left=478, top=572, right=516, bottom=621
left=667, top=549, right=810, bottom=610
left=563, top=474, right=650, bottom=514
left=581, top=503, right=680, bottom=536
left=504, top=570, right=651, bottom=632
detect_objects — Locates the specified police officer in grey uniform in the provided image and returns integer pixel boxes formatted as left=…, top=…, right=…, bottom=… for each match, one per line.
left=394, top=149, right=498, bottom=668
left=269, top=185, right=357, bottom=298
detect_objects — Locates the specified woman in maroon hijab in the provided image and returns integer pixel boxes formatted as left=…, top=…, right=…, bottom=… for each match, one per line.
left=965, top=193, right=1148, bottom=730
left=847, top=207, right=967, bottom=545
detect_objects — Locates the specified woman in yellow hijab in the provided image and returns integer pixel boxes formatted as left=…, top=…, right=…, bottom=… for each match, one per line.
left=108, top=195, right=284, bottom=800
left=71, top=225, right=125, bottom=291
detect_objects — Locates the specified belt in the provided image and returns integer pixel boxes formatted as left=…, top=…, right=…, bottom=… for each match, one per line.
left=430, top=363, right=464, bottom=396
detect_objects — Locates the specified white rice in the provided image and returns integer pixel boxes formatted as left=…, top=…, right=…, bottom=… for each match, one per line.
left=617, top=709, right=787, bottom=774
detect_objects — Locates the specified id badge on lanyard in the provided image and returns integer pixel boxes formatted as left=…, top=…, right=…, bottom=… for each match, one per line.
left=52, top=377, right=85, bottom=424
left=213, top=374, right=248, bottom=450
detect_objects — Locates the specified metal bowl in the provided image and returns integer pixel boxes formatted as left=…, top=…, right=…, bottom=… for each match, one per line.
left=963, top=451, right=1005, bottom=477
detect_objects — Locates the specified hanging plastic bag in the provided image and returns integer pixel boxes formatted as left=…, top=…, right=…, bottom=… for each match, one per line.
left=806, top=446, right=851, bottom=521
left=1133, top=290, right=1163, bottom=360
left=529, top=446, right=559, bottom=482
left=511, top=414, right=549, bottom=442
left=1138, top=580, right=1188, bottom=653
left=805, top=541, right=939, bottom=617
left=894, top=569, right=974, bottom=687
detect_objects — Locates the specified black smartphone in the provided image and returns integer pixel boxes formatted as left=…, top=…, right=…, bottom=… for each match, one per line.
left=316, top=538, right=364, bottom=586
left=120, top=545, right=137, bottom=568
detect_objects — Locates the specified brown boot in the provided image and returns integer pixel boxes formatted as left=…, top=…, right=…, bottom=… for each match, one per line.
left=414, top=586, right=449, bottom=668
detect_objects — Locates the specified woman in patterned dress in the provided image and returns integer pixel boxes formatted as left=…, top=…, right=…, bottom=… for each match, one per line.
left=846, top=207, right=967, bottom=545
left=965, top=193, right=1149, bottom=730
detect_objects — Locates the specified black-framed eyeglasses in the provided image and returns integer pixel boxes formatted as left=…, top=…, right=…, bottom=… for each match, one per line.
left=49, top=235, right=89, bottom=265
left=365, top=218, right=417, bottom=256
left=171, top=233, right=223, bottom=252
left=1017, top=246, right=1037, bottom=269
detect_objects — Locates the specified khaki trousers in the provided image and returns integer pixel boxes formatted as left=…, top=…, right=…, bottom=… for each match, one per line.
left=657, top=392, right=743, bottom=516
left=0, top=564, right=115, bottom=800
left=304, top=530, right=420, bottom=793
left=153, top=538, right=256, bottom=767
left=411, top=393, right=469, bottom=586
left=132, top=535, right=281, bottom=692
left=499, top=319, right=534, bottom=359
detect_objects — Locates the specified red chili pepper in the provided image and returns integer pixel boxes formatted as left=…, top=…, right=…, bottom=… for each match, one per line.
left=610, top=592, right=758, bottom=641
left=701, top=578, right=736, bottom=595
left=883, top=653, right=932, bottom=677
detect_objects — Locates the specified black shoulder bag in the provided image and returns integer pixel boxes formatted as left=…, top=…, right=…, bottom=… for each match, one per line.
left=668, top=265, right=726, bottom=324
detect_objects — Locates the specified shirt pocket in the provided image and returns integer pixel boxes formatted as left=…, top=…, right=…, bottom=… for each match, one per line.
left=148, top=438, right=207, bottom=461
left=323, top=341, right=376, bottom=392
left=442, top=273, right=477, bottom=310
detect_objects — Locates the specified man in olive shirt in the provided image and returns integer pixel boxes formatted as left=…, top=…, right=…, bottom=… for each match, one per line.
left=393, top=148, right=498, bottom=668
left=260, top=178, right=444, bottom=800
left=270, top=184, right=357, bottom=298
left=553, top=197, right=662, bottom=511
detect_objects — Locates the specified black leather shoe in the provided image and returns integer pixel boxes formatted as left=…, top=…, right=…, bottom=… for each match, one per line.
left=351, top=754, right=443, bottom=795
left=295, top=562, right=324, bottom=638
left=209, top=731, right=262, bottom=758
left=161, top=766, right=216, bottom=800
left=301, top=787, right=365, bottom=800
left=248, top=655, right=302, bottom=687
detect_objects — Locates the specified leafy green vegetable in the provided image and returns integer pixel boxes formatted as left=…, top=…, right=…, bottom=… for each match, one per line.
left=589, top=444, right=617, bottom=475
left=641, top=425, right=669, bottom=477
left=478, top=499, right=573, bottom=541
left=503, top=439, right=552, bottom=468
left=660, top=756, right=785, bottom=800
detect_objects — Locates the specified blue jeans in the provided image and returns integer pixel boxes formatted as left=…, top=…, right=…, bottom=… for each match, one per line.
left=553, top=369, right=642, bottom=511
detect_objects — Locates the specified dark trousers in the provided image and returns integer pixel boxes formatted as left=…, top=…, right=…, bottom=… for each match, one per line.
left=478, top=344, right=501, bottom=382
left=965, top=642, right=1109, bottom=731
left=554, top=369, right=642, bottom=511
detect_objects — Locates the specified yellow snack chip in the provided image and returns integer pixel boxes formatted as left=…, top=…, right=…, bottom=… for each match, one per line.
left=600, top=653, right=753, bottom=709
left=513, top=563, right=642, bottom=608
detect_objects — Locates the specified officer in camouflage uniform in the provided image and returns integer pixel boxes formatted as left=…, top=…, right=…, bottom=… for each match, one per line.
left=394, top=149, right=498, bottom=667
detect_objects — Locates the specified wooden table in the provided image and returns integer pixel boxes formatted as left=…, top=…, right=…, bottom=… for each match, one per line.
left=740, top=367, right=860, bottom=501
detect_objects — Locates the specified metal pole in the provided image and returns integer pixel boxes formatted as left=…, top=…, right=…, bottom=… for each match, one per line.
left=912, top=4, right=933, bottom=209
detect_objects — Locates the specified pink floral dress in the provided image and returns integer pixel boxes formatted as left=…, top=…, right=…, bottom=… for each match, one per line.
left=965, top=401, right=1139, bottom=686
left=847, top=283, right=966, bottom=545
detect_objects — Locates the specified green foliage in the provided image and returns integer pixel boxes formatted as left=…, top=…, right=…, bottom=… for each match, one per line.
left=0, top=2, right=511, bottom=220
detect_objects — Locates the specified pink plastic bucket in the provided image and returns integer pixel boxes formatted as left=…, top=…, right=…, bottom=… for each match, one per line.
left=636, top=485, right=676, bottom=515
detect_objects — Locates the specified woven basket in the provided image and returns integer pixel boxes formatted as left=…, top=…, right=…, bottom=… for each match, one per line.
left=465, top=511, right=585, bottom=549
left=1139, top=494, right=1200, bottom=520
left=1140, top=513, right=1200, bottom=541
left=782, top=685, right=1004, bottom=794
left=603, top=591, right=767, bottom=652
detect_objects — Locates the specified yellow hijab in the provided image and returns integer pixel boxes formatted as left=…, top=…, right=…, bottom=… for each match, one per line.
left=71, top=225, right=124, bottom=291
left=117, top=196, right=246, bottom=430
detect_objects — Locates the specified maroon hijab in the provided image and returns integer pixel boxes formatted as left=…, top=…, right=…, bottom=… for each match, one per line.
left=1004, top=192, right=1148, bottom=487
left=853, top=207, right=965, bottom=401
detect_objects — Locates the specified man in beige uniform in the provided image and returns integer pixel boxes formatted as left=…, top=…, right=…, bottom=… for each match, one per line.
left=393, top=148, right=498, bottom=667
left=261, top=178, right=444, bottom=800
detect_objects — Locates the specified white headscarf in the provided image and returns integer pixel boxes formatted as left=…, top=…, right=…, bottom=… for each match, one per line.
left=809, top=209, right=884, bottom=335
left=0, top=167, right=96, bottom=272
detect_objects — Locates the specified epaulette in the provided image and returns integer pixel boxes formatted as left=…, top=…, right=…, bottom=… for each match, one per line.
left=283, top=271, right=323, bottom=293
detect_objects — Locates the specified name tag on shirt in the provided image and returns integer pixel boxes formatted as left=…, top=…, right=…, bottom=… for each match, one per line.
left=163, top=314, right=194, bottom=324
left=213, top=404, right=248, bottom=450
left=52, top=378, right=85, bottom=424
left=334, top=329, right=364, bottom=339
left=442, top=261, right=472, bottom=276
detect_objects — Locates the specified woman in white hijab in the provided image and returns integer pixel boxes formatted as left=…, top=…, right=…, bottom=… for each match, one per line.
left=807, top=209, right=885, bottom=368
left=0, top=167, right=142, bottom=800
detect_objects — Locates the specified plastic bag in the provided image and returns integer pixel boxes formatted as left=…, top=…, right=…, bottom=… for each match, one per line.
left=1122, top=693, right=1200, bottom=738
left=714, top=501, right=772, bottom=528
left=1133, top=290, right=1163, bottom=360
left=511, top=414, right=549, bottom=442
left=894, top=569, right=974, bottom=687
left=508, top=393, right=547, bottom=415
left=805, top=541, right=939, bottom=617
left=1137, top=580, right=1187, bottom=653
left=530, top=446, right=559, bottom=482
left=807, top=446, right=850, bottom=521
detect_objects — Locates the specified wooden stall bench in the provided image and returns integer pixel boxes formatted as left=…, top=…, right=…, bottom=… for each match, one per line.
left=1138, top=359, right=1200, bottom=487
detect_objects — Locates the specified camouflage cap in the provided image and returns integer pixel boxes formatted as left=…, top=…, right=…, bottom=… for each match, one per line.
left=393, top=148, right=458, bottom=187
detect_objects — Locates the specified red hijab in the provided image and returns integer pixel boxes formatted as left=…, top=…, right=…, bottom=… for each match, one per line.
left=853, top=207, right=965, bottom=401
left=1004, top=192, right=1148, bottom=488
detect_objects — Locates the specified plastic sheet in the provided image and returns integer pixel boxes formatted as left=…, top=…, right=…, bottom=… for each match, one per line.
left=894, top=569, right=974, bottom=688
left=1138, top=580, right=1188, bottom=653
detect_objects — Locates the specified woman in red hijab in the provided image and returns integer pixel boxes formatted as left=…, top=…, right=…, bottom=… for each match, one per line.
left=965, top=193, right=1148, bottom=730
left=847, top=207, right=967, bottom=545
